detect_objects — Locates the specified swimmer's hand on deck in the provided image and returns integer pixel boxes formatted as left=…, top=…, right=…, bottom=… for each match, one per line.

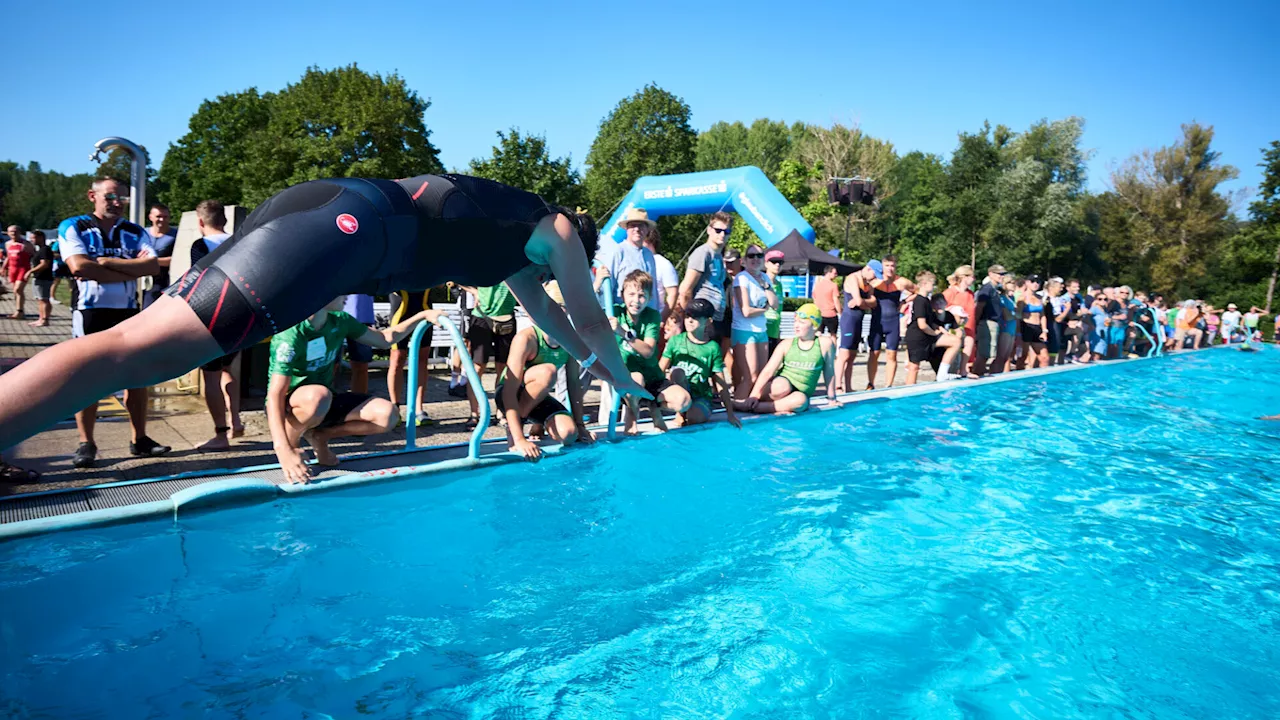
left=278, top=447, right=314, bottom=484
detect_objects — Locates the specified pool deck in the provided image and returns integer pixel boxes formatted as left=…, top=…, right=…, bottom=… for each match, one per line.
left=0, top=287, right=1206, bottom=540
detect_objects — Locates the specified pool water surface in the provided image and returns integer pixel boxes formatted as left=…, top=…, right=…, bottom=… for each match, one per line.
left=2, top=348, right=1279, bottom=718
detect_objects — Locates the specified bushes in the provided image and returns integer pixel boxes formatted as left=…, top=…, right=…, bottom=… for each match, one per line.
left=782, top=297, right=812, bottom=312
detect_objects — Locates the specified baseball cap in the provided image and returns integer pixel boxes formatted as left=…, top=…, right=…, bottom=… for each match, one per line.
left=867, top=259, right=884, bottom=279
left=1028, top=274, right=1043, bottom=285
left=764, top=250, right=785, bottom=263
left=795, top=303, right=822, bottom=326
left=685, top=298, right=716, bottom=319
left=723, top=248, right=742, bottom=263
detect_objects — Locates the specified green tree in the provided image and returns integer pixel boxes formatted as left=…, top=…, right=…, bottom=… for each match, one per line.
left=243, top=64, right=443, bottom=205
left=467, top=128, right=583, bottom=208
left=1109, top=123, right=1240, bottom=297
left=790, top=122, right=898, bottom=258
left=0, top=161, right=92, bottom=230
left=695, top=119, right=797, bottom=180
left=1246, top=141, right=1280, bottom=311
left=157, top=89, right=272, bottom=211
left=583, top=84, right=697, bottom=218
left=880, top=152, right=952, bottom=276
left=944, top=122, right=1007, bottom=270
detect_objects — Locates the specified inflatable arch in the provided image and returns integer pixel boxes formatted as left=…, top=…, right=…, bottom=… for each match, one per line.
left=598, top=166, right=816, bottom=247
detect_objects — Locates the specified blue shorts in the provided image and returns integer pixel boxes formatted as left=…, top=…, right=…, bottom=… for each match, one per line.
left=868, top=313, right=900, bottom=352
left=731, top=328, right=768, bottom=346
left=839, top=308, right=864, bottom=350
left=346, top=336, right=374, bottom=363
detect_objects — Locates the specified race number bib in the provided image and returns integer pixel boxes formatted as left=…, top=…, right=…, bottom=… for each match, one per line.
left=306, top=337, right=328, bottom=362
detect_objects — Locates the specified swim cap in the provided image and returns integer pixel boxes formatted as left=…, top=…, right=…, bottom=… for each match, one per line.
left=795, top=303, right=822, bottom=326
left=867, top=259, right=884, bottom=279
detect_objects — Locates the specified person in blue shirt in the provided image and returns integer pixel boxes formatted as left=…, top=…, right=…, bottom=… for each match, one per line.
left=56, top=178, right=170, bottom=468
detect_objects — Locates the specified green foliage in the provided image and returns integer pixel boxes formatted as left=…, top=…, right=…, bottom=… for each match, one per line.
left=1108, top=123, right=1240, bottom=298
left=695, top=119, right=797, bottom=180
left=583, top=84, right=697, bottom=220
left=243, top=65, right=442, bottom=205
left=158, top=65, right=442, bottom=211
left=467, top=129, right=582, bottom=208
left=0, top=161, right=92, bottom=229
left=158, top=89, right=272, bottom=211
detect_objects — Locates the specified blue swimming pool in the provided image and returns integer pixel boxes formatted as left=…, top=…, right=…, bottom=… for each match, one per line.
left=3, top=348, right=1280, bottom=718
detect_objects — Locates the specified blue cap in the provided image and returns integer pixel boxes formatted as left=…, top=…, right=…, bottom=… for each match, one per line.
left=867, top=259, right=884, bottom=280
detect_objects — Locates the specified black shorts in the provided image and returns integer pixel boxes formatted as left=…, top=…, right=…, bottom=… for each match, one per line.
left=165, top=174, right=554, bottom=356
left=467, top=315, right=517, bottom=361
left=709, top=316, right=731, bottom=342
left=906, top=334, right=937, bottom=364
left=201, top=351, right=239, bottom=373
left=72, top=308, right=136, bottom=338
left=644, top=377, right=668, bottom=396
left=819, top=316, right=840, bottom=336
left=293, top=389, right=373, bottom=429
left=345, top=336, right=374, bottom=363
left=494, top=382, right=569, bottom=425
left=1021, top=320, right=1044, bottom=344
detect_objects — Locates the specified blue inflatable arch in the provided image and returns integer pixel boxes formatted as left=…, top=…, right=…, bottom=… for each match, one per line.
left=598, top=166, right=816, bottom=248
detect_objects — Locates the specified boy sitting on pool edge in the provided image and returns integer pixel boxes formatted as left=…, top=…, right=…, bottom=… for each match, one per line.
left=268, top=295, right=442, bottom=484
left=498, top=281, right=596, bottom=461
left=660, top=298, right=741, bottom=429
left=735, top=303, right=838, bottom=415
left=612, top=269, right=689, bottom=434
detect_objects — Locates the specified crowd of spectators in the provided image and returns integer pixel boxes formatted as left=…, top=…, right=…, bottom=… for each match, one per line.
left=1, top=192, right=1275, bottom=483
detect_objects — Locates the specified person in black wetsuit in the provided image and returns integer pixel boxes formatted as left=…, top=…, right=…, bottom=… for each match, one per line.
left=0, top=174, right=651, bottom=451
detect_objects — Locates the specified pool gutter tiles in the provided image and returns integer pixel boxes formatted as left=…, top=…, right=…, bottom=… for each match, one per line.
left=0, top=345, right=1234, bottom=541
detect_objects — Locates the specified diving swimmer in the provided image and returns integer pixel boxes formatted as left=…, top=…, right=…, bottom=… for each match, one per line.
left=0, top=174, right=651, bottom=451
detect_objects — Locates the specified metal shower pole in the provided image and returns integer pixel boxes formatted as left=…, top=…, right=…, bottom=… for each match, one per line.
left=90, top=137, right=148, bottom=226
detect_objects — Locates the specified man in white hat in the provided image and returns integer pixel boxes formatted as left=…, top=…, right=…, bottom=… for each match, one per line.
left=594, top=207, right=658, bottom=311
left=1221, top=302, right=1242, bottom=344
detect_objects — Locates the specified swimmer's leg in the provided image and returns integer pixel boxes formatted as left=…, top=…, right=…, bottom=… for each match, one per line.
left=0, top=295, right=221, bottom=450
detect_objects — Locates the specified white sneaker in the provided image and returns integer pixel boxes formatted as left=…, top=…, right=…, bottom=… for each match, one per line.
left=50, top=298, right=62, bottom=305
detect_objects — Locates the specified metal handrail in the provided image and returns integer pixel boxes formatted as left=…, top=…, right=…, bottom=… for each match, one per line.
left=599, top=278, right=626, bottom=440
left=1129, top=320, right=1161, bottom=358
left=407, top=316, right=488, bottom=460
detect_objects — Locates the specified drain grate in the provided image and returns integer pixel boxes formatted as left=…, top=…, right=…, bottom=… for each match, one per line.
left=0, top=491, right=91, bottom=524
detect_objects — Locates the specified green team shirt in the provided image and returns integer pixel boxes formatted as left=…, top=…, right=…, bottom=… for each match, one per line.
left=614, top=305, right=663, bottom=383
left=765, top=277, right=783, bottom=339
left=661, top=331, right=724, bottom=400
left=269, top=311, right=370, bottom=390
left=473, top=283, right=517, bottom=319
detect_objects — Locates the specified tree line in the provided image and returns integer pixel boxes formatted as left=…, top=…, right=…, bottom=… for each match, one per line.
left=2, top=66, right=1277, bottom=309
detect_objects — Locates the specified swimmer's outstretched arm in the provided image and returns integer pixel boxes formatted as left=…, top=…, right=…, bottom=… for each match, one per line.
left=0, top=296, right=222, bottom=450
left=513, top=214, right=651, bottom=400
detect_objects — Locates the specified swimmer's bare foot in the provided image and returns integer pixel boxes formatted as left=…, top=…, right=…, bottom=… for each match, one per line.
left=304, top=431, right=340, bottom=467
left=671, top=413, right=686, bottom=429
left=651, top=406, right=669, bottom=433
left=28, top=320, right=48, bottom=327
left=198, top=433, right=231, bottom=451
left=528, top=423, right=544, bottom=442
left=231, top=423, right=245, bottom=438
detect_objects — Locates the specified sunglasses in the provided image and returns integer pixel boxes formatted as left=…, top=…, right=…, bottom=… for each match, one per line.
left=101, top=193, right=125, bottom=202
left=746, top=252, right=764, bottom=259
left=710, top=227, right=731, bottom=235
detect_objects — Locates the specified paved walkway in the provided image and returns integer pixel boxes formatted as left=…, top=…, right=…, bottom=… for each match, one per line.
left=0, top=288, right=924, bottom=497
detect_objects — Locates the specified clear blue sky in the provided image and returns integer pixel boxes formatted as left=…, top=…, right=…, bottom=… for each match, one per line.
left=3, top=0, right=1276, bottom=204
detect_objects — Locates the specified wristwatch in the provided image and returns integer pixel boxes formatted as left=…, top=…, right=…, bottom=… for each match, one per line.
left=625, top=329, right=637, bottom=343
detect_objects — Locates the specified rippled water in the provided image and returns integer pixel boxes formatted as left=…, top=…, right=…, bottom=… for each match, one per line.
left=3, top=348, right=1280, bottom=718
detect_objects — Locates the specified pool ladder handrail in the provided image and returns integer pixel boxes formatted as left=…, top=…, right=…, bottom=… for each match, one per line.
left=601, top=278, right=626, bottom=440
left=406, top=315, right=488, bottom=460
left=1129, top=319, right=1162, bottom=358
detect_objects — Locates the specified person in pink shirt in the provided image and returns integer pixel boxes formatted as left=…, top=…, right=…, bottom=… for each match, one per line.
left=812, top=265, right=841, bottom=337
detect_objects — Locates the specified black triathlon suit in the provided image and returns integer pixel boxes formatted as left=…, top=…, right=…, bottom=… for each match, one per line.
left=165, top=174, right=558, bottom=354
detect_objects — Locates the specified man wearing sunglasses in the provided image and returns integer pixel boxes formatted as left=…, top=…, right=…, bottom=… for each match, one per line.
left=678, top=211, right=732, bottom=344
left=55, top=177, right=171, bottom=467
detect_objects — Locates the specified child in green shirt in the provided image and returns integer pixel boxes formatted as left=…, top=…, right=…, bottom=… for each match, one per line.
left=612, top=270, right=687, bottom=434
left=660, top=298, right=741, bottom=428
left=497, top=281, right=595, bottom=461
left=268, top=295, right=441, bottom=484
left=736, top=303, right=838, bottom=415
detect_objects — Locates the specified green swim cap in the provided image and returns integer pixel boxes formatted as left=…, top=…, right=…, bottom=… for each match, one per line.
left=795, top=303, right=822, bottom=326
